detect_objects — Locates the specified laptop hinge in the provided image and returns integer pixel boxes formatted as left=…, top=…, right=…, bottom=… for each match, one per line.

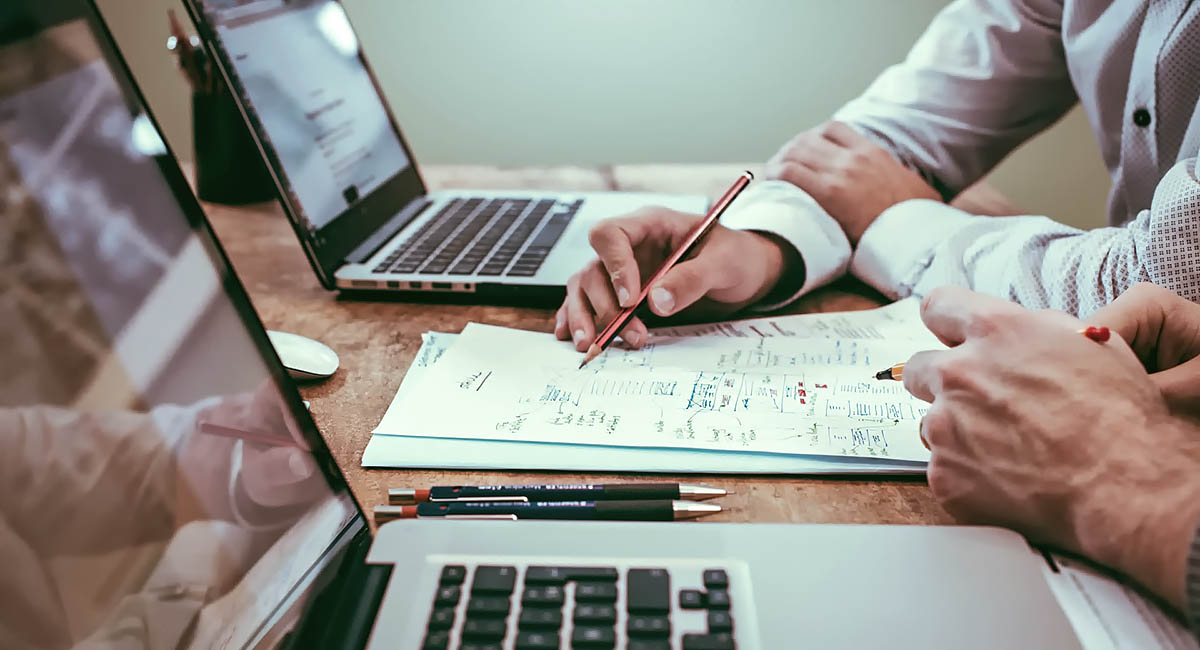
left=282, top=528, right=393, bottom=650
left=344, top=197, right=431, bottom=265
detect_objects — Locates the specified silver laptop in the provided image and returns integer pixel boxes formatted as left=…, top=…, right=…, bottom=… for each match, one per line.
left=0, top=4, right=1107, bottom=648
left=179, top=0, right=706, bottom=300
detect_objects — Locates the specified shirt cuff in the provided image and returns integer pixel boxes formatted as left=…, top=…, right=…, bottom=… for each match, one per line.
left=1188, top=520, right=1200, bottom=633
left=851, top=199, right=978, bottom=299
left=720, top=180, right=852, bottom=311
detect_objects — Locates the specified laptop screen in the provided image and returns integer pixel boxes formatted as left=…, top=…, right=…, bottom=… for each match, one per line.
left=187, top=0, right=425, bottom=284
left=0, top=3, right=361, bottom=648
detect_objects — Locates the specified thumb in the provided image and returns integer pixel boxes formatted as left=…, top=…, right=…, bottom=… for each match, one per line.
left=1152, top=358, right=1200, bottom=419
left=647, top=258, right=720, bottom=317
left=240, top=446, right=320, bottom=507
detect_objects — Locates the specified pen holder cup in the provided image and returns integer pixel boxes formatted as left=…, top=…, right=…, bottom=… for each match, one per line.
left=193, top=79, right=276, bottom=205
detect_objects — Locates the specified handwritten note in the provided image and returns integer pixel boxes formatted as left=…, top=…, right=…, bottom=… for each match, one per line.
left=384, top=323, right=934, bottom=462
left=652, top=297, right=938, bottom=343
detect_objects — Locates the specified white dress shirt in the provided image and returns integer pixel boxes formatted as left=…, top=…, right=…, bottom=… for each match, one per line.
left=723, top=0, right=1200, bottom=316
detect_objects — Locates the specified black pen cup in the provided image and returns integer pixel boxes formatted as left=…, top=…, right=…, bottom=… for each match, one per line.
left=193, top=79, right=276, bottom=205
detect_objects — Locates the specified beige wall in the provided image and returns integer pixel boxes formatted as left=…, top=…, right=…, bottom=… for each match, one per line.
left=98, top=0, right=1111, bottom=229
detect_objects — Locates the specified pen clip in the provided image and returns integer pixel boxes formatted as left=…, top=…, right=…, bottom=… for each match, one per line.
left=441, top=514, right=520, bottom=521
left=431, top=496, right=529, bottom=503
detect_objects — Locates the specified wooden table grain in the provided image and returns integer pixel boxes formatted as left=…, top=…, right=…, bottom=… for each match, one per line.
left=202, top=164, right=953, bottom=527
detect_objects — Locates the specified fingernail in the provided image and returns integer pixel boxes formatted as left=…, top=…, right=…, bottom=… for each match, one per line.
left=616, top=286, right=631, bottom=306
left=624, top=330, right=642, bottom=347
left=555, top=313, right=565, bottom=332
left=573, top=329, right=587, bottom=344
left=287, top=448, right=312, bottom=478
left=651, top=287, right=675, bottom=314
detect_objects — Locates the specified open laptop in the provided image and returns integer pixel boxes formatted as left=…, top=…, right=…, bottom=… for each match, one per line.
left=4, top=3, right=1172, bottom=648
left=178, top=0, right=706, bottom=300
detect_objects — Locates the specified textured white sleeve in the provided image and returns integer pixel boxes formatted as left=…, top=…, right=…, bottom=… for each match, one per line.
left=851, top=157, right=1200, bottom=316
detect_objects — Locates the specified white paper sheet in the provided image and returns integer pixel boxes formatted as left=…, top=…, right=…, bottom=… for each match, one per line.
left=1042, top=554, right=1200, bottom=650
left=379, top=324, right=933, bottom=462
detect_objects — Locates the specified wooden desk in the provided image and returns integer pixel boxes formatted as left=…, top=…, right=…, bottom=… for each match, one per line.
left=203, top=164, right=952, bottom=526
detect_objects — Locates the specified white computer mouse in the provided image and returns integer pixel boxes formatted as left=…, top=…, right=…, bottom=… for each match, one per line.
left=267, top=330, right=340, bottom=380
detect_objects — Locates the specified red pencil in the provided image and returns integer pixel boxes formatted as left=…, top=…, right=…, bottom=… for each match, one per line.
left=578, top=171, right=755, bottom=369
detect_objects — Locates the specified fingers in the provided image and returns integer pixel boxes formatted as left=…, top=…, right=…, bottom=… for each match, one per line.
left=561, top=265, right=650, bottom=351
left=588, top=213, right=658, bottom=308
left=766, top=159, right=822, bottom=193
left=240, top=446, right=320, bottom=507
left=1152, top=358, right=1200, bottom=417
left=919, top=286, right=1021, bottom=347
left=564, top=273, right=598, bottom=351
left=646, top=259, right=721, bottom=317
left=818, top=121, right=868, bottom=148
left=1090, top=283, right=1200, bottom=371
left=901, top=349, right=946, bottom=403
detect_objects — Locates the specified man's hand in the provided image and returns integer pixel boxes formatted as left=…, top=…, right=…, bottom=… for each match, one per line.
left=555, top=207, right=794, bottom=351
left=1090, top=283, right=1200, bottom=421
left=902, top=286, right=1200, bottom=612
left=766, top=121, right=940, bottom=244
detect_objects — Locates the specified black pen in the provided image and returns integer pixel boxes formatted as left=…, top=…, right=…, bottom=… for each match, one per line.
left=373, top=500, right=721, bottom=523
left=389, top=483, right=727, bottom=504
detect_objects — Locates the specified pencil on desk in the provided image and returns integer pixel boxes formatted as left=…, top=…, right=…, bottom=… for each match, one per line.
left=199, top=421, right=306, bottom=449
left=579, top=171, right=755, bottom=369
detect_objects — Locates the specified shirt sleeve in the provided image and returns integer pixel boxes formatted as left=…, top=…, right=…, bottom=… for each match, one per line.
left=851, top=156, right=1200, bottom=316
left=832, top=0, right=1078, bottom=199
left=719, top=180, right=852, bottom=310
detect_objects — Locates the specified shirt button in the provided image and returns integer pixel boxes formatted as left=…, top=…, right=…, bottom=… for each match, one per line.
left=1132, top=108, right=1151, bottom=127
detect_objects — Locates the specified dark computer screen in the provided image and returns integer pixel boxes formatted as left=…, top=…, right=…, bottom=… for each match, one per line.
left=194, top=0, right=412, bottom=234
left=0, top=4, right=360, bottom=648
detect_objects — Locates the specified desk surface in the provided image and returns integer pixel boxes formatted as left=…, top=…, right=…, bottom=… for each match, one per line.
left=203, top=164, right=953, bottom=526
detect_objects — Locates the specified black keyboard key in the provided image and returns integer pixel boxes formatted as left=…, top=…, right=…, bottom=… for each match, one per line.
left=433, top=586, right=461, bottom=606
left=629, top=641, right=671, bottom=650
left=459, top=644, right=501, bottom=650
left=626, top=568, right=670, bottom=614
left=518, top=607, right=563, bottom=629
left=682, top=633, right=736, bottom=650
left=679, top=589, right=705, bottom=609
left=525, top=566, right=619, bottom=585
left=575, top=582, right=618, bottom=603
left=707, top=610, right=734, bottom=633
left=506, top=267, right=538, bottom=277
left=703, top=569, right=729, bottom=589
left=440, top=566, right=466, bottom=585
left=571, top=626, right=616, bottom=648
left=706, top=589, right=731, bottom=609
left=462, top=618, right=507, bottom=641
left=477, top=264, right=507, bottom=276
left=627, top=615, right=670, bottom=638
left=515, top=631, right=560, bottom=650
left=427, top=607, right=455, bottom=630
left=573, top=604, right=616, bottom=625
left=471, top=566, right=517, bottom=594
left=466, top=596, right=510, bottom=617
left=421, top=630, right=449, bottom=650
left=522, top=585, right=565, bottom=607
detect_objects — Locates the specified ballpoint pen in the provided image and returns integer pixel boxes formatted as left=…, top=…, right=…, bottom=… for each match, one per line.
left=373, top=500, right=721, bottom=523
left=388, top=483, right=727, bottom=504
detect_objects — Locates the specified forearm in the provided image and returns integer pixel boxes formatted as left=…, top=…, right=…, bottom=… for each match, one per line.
left=853, top=155, right=1200, bottom=316
left=0, top=405, right=191, bottom=553
left=832, top=0, right=1076, bottom=198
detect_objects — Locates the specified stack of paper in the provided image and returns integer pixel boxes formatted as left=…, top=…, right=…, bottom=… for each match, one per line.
left=363, top=299, right=942, bottom=474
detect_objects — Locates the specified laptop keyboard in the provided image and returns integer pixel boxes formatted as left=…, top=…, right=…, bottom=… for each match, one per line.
left=372, top=197, right=582, bottom=278
left=421, top=563, right=738, bottom=649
